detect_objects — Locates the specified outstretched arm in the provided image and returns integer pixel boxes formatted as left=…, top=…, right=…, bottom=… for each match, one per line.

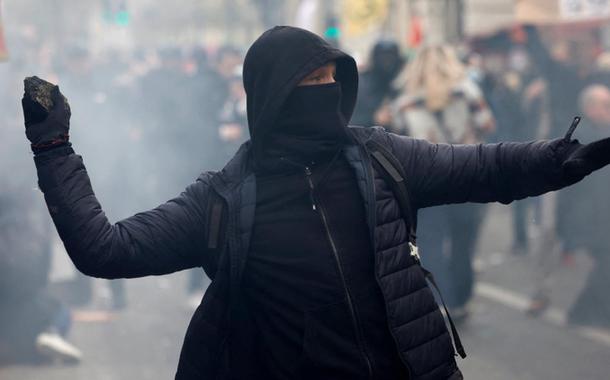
left=385, top=121, right=610, bottom=209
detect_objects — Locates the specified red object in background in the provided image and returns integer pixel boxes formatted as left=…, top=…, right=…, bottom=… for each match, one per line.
left=0, top=1, right=7, bottom=61
left=408, top=16, right=422, bottom=47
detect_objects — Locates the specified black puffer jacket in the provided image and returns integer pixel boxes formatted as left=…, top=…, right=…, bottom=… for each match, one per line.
left=33, top=26, right=580, bottom=379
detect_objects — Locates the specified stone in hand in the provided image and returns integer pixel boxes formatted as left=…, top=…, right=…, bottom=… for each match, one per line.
left=23, top=76, right=70, bottom=125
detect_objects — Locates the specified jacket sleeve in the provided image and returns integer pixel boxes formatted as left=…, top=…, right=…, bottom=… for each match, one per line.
left=34, top=146, right=210, bottom=279
left=385, top=132, right=575, bottom=209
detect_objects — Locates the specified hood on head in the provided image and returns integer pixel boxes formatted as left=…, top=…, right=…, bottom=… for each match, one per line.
left=370, top=39, right=404, bottom=80
left=242, top=26, right=358, bottom=163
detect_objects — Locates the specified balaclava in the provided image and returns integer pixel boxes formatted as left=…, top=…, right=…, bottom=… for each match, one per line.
left=241, top=26, right=359, bottom=171
left=264, top=81, right=349, bottom=163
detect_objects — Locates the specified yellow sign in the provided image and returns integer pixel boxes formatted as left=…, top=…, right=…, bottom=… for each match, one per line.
left=343, top=0, right=390, bottom=37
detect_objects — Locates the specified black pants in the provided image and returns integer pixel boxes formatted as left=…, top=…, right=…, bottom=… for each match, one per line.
left=568, top=250, right=610, bottom=328
left=512, top=199, right=528, bottom=250
left=447, top=203, right=486, bottom=309
left=0, top=289, right=62, bottom=362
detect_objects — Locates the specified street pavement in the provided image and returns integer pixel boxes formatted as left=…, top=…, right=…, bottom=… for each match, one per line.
left=1, top=204, right=609, bottom=379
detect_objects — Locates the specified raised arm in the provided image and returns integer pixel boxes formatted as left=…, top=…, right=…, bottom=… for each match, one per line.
left=23, top=79, right=212, bottom=279
left=384, top=124, right=610, bottom=209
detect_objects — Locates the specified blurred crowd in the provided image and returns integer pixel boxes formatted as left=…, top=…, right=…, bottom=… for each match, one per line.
left=2, top=22, right=610, bottom=366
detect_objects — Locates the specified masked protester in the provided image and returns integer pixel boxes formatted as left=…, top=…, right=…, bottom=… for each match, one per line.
left=351, top=39, right=404, bottom=128
left=22, top=27, right=610, bottom=380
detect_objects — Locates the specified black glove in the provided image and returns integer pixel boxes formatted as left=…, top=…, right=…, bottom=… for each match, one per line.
left=22, top=83, right=71, bottom=152
left=561, top=117, right=610, bottom=182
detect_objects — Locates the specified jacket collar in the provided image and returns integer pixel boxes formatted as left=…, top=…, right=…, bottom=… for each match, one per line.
left=209, top=126, right=379, bottom=196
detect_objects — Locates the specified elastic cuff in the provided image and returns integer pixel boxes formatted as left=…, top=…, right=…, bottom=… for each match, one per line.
left=31, top=135, right=70, bottom=153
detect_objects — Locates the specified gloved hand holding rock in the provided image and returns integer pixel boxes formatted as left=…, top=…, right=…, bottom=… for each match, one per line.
left=22, top=76, right=71, bottom=153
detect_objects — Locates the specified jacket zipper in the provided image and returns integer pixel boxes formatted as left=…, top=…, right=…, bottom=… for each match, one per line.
left=304, top=166, right=374, bottom=379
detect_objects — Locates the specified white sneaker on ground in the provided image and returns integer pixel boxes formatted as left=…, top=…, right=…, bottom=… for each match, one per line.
left=35, top=332, right=83, bottom=363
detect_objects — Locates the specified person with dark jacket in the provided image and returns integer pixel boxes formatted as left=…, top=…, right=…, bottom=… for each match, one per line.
left=528, top=84, right=610, bottom=326
left=560, top=85, right=610, bottom=327
left=0, top=183, right=81, bottom=364
left=21, top=26, right=610, bottom=380
left=351, top=40, right=404, bottom=128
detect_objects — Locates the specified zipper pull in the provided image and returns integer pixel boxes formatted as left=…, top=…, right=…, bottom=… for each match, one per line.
left=304, top=166, right=317, bottom=211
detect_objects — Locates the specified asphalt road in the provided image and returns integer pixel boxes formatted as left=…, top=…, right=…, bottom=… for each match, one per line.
left=2, top=204, right=609, bottom=380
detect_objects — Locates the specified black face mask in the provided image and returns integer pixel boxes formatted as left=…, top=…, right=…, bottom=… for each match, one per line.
left=264, top=82, right=348, bottom=163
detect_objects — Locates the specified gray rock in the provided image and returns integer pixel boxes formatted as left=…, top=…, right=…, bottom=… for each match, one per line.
left=24, top=76, right=57, bottom=112
left=22, top=76, right=70, bottom=124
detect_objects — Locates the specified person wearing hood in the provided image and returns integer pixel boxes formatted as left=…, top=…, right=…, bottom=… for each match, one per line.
left=351, top=40, right=405, bottom=128
left=21, top=26, right=610, bottom=380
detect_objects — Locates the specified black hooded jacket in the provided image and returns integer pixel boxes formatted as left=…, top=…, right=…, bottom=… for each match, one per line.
left=242, top=26, right=407, bottom=379
left=32, top=26, right=586, bottom=380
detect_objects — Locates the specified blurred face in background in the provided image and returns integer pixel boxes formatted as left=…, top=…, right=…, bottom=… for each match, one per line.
left=582, top=85, right=610, bottom=127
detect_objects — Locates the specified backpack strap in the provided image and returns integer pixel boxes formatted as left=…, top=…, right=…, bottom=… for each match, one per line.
left=365, top=139, right=467, bottom=359
left=367, top=139, right=417, bottom=245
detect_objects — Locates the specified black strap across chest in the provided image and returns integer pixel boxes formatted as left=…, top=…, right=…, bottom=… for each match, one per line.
left=365, top=138, right=466, bottom=359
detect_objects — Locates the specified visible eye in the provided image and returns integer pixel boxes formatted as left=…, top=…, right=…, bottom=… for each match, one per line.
left=303, top=75, right=322, bottom=84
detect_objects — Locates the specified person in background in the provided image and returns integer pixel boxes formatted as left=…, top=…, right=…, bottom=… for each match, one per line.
left=525, top=26, right=585, bottom=141
left=183, top=46, right=244, bottom=309
left=482, top=38, right=547, bottom=255
left=0, top=177, right=81, bottom=364
left=55, top=46, right=128, bottom=311
left=217, top=69, right=248, bottom=159
left=1, top=53, right=81, bottom=363
left=351, top=39, right=404, bottom=128
left=204, top=45, right=245, bottom=169
left=528, top=84, right=610, bottom=328
left=391, top=45, right=495, bottom=322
